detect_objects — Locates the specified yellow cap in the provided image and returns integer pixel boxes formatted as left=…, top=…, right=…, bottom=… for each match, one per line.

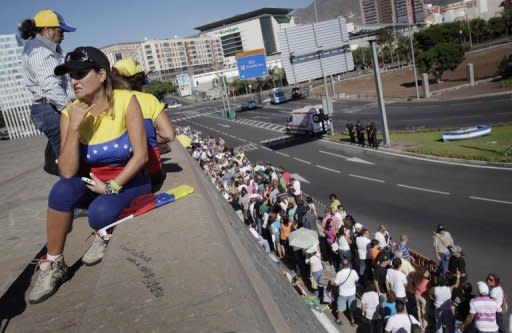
left=113, top=58, right=143, bottom=77
left=33, top=9, right=76, bottom=31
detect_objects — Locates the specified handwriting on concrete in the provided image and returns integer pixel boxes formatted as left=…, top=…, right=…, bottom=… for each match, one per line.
left=121, top=245, right=164, bottom=298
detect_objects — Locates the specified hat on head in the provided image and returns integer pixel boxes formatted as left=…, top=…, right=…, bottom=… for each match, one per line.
left=54, top=47, right=110, bottom=76
left=355, top=222, right=363, bottom=229
left=436, top=224, right=445, bottom=232
left=477, top=281, right=489, bottom=295
left=34, top=9, right=76, bottom=32
left=452, top=245, right=462, bottom=254
left=113, top=58, right=143, bottom=77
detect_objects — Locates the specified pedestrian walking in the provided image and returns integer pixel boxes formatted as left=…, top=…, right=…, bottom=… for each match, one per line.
left=346, top=121, right=356, bottom=143
left=356, top=120, right=365, bottom=146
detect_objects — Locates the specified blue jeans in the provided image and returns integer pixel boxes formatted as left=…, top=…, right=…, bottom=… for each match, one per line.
left=439, top=252, right=451, bottom=275
left=312, top=270, right=324, bottom=297
left=30, top=103, right=61, bottom=156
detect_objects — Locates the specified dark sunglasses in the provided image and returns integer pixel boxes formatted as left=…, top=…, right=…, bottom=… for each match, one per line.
left=69, top=68, right=94, bottom=80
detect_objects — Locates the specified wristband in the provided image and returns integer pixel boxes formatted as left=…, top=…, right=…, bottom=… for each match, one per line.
left=105, top=180, right=122, bottom=195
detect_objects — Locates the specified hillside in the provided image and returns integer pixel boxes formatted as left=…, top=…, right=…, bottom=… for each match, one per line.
left=292, top=0, right=363, bottom=24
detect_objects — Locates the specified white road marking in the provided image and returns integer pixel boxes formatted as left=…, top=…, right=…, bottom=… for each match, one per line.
left=469, top=196, right=512, bottom=205
left=260, top=145, right=273, bottom=151
left=311, top=310, right=340, bottom=333
left=316, top=165, right=341, bottom=173
left=346, top=157, right=375, bottom=165
left=217, top=123, right=230, bottom=128
left=349, top=174, right=385, bottom=183
left=294, top=157, right=312, bottom=165
left=320, top=150, right=349, bottom=159
left=275, top=151, right=289, bottom=157
left=397, top=184, right=450, bottom=195
left=291, top=173, right=310, bottom=184
left=238, top=138, right=247, bottom=142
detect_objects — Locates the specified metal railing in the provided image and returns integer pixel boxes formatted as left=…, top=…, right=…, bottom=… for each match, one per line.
left=1, top=103, right=41, bottom=140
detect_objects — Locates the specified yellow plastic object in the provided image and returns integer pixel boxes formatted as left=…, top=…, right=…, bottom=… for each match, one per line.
left=166, top=184, right=194, bottom=200
left=176, top=134, right=192, bottom=148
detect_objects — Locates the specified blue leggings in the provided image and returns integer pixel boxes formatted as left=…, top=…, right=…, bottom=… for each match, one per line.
left=48, top=174, right=151, bottom=230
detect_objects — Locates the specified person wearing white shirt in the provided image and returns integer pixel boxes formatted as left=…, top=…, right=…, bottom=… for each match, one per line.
left=335, top=259, right=359, bottom=326
left=385, top=300, right=420, bottom=333
left=386, top=258, right=408, bottom=300
left=374, top=224, right=391, bottom=249
left=306, top=250, right=324, bottom=298
left=361, top=283, right=380, bottom=329
left=356, top=228, right=371, bottom=277
left=487, top=273, right=506, bottom=333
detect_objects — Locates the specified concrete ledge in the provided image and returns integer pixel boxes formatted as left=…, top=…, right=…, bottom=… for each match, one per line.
left=1, top=138, right=327, bottom=332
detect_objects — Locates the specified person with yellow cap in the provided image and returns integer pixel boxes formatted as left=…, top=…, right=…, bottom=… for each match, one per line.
left=19, top=9, right=76, bottom=175
left=112, top=58, right=175, bottom=191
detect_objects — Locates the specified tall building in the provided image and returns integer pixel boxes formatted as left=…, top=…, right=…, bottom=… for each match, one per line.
left=101, top=36, right=224, bottom=82
left=361, top=0, right=424, bottom=24
left=195, top=8, right=296, bottom=61
left=0, top=34, right=32, bottom=110
left=0, top=34, right=38, bottom=138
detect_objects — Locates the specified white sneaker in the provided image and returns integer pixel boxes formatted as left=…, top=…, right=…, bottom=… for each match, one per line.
left=28, top=256, right=69, bottom=304
left=82, top=233, right=110, bottom=266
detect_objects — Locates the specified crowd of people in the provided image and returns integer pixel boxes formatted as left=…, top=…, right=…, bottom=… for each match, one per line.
left=183, top=127, right=508, bottom=333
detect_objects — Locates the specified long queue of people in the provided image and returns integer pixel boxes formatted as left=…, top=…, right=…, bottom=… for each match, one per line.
left=180, top=126, right=508, bottom=333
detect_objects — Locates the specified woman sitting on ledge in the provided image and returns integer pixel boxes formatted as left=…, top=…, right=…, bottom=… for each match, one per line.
left=28, top=47, right=151, bottom=304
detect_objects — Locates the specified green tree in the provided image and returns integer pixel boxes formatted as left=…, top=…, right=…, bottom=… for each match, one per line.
left=269, top=66, right=287, bottom=87
left=376, top=28, right=395, bottom=63
left=397, top=35, right=412, bottom=64
left=488, top=16, right=506, bottom=38
left=414, top=22, right=467, bottom=52
left=416, top=42, right=465, bottom=82
left=469, top=18, right=492, bottom=43
left=352, top=47, right=372, bottom=69
left=143, top=80, right=178, bottom=100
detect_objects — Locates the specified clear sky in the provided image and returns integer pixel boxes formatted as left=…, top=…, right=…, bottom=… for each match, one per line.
left=1, top=0, right=311, bottom=51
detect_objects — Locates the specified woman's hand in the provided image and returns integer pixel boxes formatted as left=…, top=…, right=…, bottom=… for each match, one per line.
left=85, top=173, right=106, bottom=194
left=66, top=100, right=95, bottom=131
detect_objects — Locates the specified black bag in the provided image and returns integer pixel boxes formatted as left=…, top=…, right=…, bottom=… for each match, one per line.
left=408, top=314, right=422, bottom=333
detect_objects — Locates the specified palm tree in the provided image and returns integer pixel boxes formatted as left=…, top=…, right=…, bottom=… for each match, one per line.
left=397, top=35, right=412, bottom=64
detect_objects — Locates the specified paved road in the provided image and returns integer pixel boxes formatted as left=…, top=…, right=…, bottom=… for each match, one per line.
left=171, top=102, right=512, bottom=304
left=223, top=93, right=512, bottom=131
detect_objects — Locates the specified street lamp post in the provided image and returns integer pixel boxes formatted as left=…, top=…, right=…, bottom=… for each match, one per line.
left=370, top=39, right=391, bottom=146
left=408, top=24, right=420, bottom=100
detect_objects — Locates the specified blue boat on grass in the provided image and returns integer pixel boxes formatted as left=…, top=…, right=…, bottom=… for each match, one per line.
left=442, top=124, right=492, bottom=142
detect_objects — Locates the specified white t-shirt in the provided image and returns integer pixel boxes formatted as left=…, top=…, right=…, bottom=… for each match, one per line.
left=490, top=286, right=504, bottom=307
left=335, top=268, right=359, bottom=296
left=356, top=236, right=371, bottom=260
left=385, top=313, right=420, bottom=333
left=338, top=230, right=351, bottom=251
left=292, top=180, right=301, bottom=195
left=434, top=286, right=452, bottom=308
left=306, top=253, right=323, bottom=273
left=361, top=290, right=380, bottom=320
left=374, top=231, right=389, bottom=248
left=386, top=268, right=407, bottom=298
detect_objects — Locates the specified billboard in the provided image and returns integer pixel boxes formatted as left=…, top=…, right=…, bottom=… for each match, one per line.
left=176, top=73, right=192, bottom=97
left=278, top=17, right=355, bottom=84
left=236, top=49, right=268, bottom=80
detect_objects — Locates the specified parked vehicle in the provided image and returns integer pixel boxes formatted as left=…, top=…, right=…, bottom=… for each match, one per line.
left=286, top=105, right=331, bottom=135
left=270, top=87, right=287, bottom=104
left=240, top=100, right=257, bottom=111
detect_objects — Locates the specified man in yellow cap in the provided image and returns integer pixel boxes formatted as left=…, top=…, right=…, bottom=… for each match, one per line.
left=19, top=9, right=76, bottom=175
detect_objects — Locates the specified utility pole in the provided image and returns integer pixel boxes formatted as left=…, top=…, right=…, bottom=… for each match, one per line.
left=370, top=39, right=390, bottom=146
left=314, top=0, right=319, bottom=23
left=408, top=24, right=420, bottom=99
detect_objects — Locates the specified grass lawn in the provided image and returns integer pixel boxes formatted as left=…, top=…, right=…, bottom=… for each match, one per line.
left=329, top=124, right=512, bottom=162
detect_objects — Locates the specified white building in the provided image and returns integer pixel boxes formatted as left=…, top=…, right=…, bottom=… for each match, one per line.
left=0, top=34, right=37, bottom=138
left=195, top=8, right=297, bottom=68
left=0, top=34, right=32, bottom=110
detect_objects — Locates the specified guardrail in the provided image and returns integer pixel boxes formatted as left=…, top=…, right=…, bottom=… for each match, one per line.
left=1, top=103, right=41, bottom=140
left=409, top=249, right=437, bottom=272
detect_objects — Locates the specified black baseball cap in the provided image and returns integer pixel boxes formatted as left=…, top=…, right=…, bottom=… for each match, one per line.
left=55, top=47, right=110, bottom=76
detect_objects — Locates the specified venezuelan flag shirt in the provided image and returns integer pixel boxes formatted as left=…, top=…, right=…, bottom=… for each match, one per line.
left=62, top=89, right=137, bottom=182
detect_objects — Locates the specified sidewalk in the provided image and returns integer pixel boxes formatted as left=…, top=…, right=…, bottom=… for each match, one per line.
left=0, top=137, right=330, bottom=332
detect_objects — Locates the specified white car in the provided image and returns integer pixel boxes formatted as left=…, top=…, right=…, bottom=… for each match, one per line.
left=167, top=102, right=182, bottom=109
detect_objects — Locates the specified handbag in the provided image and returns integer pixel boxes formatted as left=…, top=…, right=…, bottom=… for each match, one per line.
left=331, top=237, right=339, bottom=253
left=408, top=314, right=422, bottom=333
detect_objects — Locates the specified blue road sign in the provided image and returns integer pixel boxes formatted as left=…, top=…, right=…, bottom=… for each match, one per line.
left=236, top=53, right=267, bottom=80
